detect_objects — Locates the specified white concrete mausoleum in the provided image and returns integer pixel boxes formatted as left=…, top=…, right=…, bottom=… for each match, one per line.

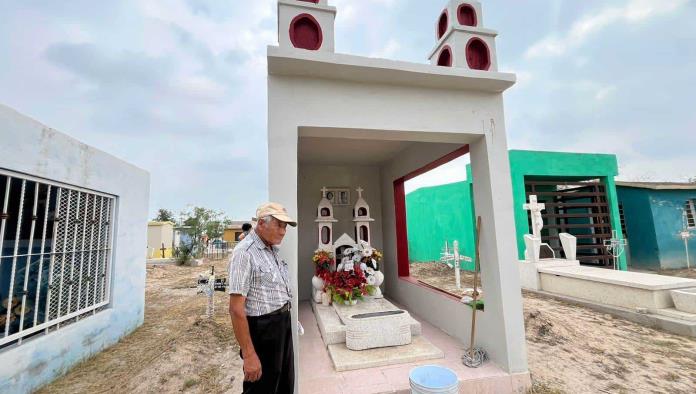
left=269, top=1, right=529, bottom=392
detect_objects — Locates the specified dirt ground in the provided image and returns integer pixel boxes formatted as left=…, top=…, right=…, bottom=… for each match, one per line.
left=35, top=261, right=696, bottom=394
left=410, top=262, right=696, bottom=394
left=37, top=259, right=243, bottom=394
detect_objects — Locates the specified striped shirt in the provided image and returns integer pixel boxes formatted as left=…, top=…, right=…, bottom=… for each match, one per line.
left=228, top=230, right=292, bottom=317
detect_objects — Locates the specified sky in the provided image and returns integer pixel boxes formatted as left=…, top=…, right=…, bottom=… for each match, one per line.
left=1, top=0, right=695, bottom=220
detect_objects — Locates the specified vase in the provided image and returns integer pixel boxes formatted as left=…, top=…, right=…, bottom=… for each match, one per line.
left=373, top=271, right=384, bottom=287
left=311, top=275, right=324, bottom=290
left=321, top=292, right=331, bottom=306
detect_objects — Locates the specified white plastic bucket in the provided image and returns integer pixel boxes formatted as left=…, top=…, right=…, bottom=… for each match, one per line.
left=409, top=365, right=459, bottom=394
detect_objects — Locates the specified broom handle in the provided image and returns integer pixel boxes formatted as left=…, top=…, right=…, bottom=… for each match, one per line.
left=469, top=216, right=482, bottom=356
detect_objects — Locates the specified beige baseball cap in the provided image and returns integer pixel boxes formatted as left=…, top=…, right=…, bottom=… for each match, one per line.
left=254, top=202, right=297, bottom=227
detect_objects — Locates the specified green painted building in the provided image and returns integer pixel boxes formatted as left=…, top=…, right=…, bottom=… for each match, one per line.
left=406, top=150, right=627, bottom=270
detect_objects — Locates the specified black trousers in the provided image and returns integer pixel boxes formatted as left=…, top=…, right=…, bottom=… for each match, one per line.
left=242, top=309, right=294, bottom=394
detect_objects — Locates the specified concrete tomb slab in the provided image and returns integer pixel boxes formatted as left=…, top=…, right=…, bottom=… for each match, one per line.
left=345, top=309, right=412, bottom=351
left=538, top=265, right=696, bottom=310
left=518, top=259, right=579, bottom=291
left=312, top=298, right=422, bottom=346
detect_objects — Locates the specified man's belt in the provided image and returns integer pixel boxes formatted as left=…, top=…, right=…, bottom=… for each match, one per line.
left=247, top=302, right=291, bottom=320
left=265, top=302, right=291, bottom=317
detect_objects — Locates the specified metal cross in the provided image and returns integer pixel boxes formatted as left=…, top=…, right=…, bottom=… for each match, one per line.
left=603, top=230, right=627, bottom=270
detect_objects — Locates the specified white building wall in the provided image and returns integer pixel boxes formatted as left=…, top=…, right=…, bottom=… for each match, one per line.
left=0, top=104, right=150, bottom=394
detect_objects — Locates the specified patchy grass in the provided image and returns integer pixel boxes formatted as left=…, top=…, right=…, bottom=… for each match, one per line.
left=527, top=381, right=565, bottom=394
left=36, top=259, right=244, bottom=394
left=182, top=378, right=199, bottom=390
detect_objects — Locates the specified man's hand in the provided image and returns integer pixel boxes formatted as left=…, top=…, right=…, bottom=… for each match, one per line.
left=243, top=352, right=262, bottom=382
left=230, top=295, right=262, bottom=383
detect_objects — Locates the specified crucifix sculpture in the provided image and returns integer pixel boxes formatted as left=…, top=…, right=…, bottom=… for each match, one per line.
left=523, top=195, right=545, bottom=239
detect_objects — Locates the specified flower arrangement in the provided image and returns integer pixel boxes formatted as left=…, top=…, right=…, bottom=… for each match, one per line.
left=312, top=249, right=334, bottom=280
left=326, top=265, right=371, bottom=304
left=312, top=243, right=382, bottom=305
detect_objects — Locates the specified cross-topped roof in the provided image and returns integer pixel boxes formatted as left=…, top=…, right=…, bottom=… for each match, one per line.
left=356, top=186, right=364, bottom=199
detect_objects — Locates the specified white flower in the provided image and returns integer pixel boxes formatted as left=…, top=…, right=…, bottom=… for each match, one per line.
left=367, top=276, right=376, bottom=285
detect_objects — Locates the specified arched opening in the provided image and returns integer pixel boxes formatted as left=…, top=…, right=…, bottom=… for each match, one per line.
left=360, top=226, right=369, bottom=242
left=358, top=207, right=368, bottom=217
left=437, top=46, right=452, bottom=67
left=437, top=10, right=448, bottom=39
left=320, top=207, right=330, bottom=217
left=289, top=14, right=323, bottom=50
left=466, top=38, right=490, bottom=71
left=321, top=226, right=331, bottom=244
left=457, top=4, right=477, bottom=26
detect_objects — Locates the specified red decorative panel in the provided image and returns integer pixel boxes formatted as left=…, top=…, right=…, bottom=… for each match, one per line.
left=457, top=4, right=477, bottom=26
left=466, top=38, right=490, bottom=71
left=437, top=46, right=452, bottom=67
left=393, top=178, right=410, bottom=277
left=437, top=9, right=448, bottom=39
left=321, top=226, right=331, bottom=244
left=289, top=13, right=323, bottom=50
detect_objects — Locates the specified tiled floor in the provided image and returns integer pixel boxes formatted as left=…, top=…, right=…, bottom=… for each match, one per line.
left=298, top=301, right=530, bottom=394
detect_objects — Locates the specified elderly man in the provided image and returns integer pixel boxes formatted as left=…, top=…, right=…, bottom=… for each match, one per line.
left=228, top=202, right=296, bottom=394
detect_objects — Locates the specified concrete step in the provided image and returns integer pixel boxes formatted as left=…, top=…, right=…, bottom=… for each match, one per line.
left=327, top=335, right=444, bottom=372
left=655, top=308, right=696, bottom=322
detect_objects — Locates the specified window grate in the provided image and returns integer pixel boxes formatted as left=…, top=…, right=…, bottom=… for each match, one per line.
left=1, top=170, right=115, bottom=349
left=686, top=200, right=696, bottom=229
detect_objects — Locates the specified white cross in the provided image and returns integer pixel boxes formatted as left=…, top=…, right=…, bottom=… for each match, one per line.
left=356, top=187, right=364, bottom=199
left=523, top=195, right=545, bottom=239
left=321, top=186, right=328, bottom=198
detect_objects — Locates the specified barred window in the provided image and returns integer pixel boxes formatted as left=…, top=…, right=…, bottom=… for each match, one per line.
left=686, top=200, right=696, bottom=229
left=1, top=170, right=115, bottom=350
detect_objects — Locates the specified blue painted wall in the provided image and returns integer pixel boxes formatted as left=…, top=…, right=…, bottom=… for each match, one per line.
left=618, top=186, right=696, bottom=270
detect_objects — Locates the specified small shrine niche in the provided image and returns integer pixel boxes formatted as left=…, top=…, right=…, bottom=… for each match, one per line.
left=437, top=46, right=453, bottom=67
left=466, top=38, right=490, bottom=70
left=457, top=3, right=477, bottom=26
left=437, top=10, right=449, bottom=39
left=278, top=0, right=336, bottom=53
left=315, top=186, right=338, bottom=250
left=428, top=0, right=498, bottom=71
left=352, top=187, right=375, bottom=244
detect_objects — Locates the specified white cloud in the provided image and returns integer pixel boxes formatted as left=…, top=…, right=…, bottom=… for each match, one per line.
left=525, top=0, right=689, bottom=59
left=594, top=85, right=616, bottom=101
